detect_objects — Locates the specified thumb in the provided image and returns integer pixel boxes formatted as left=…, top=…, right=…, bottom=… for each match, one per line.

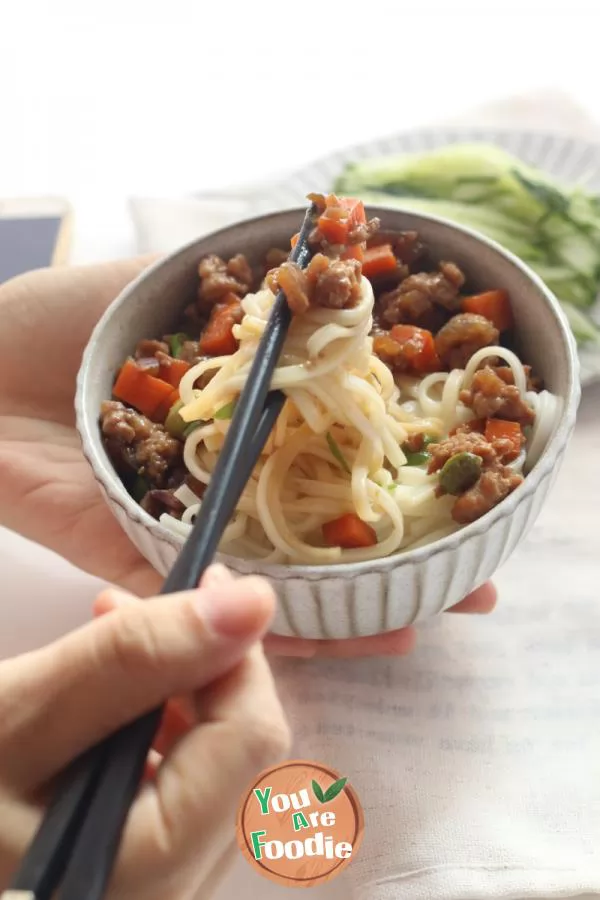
left=0, top=572, right=276, bottom=791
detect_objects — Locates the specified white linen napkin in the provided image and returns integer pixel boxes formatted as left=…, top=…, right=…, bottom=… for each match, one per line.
left=130, top=91, right=600, bottom=900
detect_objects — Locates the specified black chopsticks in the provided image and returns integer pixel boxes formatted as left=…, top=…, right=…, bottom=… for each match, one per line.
left=5, top=203, right=316, bottom=900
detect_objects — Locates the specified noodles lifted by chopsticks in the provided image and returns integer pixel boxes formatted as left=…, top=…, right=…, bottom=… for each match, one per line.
left=164, top=275, right=556, bottom=564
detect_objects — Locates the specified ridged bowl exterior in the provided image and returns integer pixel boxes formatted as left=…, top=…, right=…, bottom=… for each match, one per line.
left=76, top=208, right=579, bottom=639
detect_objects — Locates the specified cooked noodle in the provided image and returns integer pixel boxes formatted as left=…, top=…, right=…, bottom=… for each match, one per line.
left=158, top=276, right=557, bottom=564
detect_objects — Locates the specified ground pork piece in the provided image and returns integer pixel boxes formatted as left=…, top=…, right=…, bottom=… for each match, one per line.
left=177, top=340, right=201, bottom=363
left=375, top=261, right=465, bottom=331
left=460, top=366, right=535, bottom=425
left=182, top=302, right=203, bottom=330
left=448, top=418, right=520, bottom=462
left=397, top=261, right=465, bottom=312
left=194, top=369, right=217, bottom=390
left=438, top=261, right=465, bottom=290
left=135, top=339, right=169, bottom=359
left=427, top=431, right=499, bottom=474
left=226, top=253, right=254, bottom=288
left=348, top=217, right=380, bottom=245
left=435, top=313, right=499, bottom=370
left=375, top=284, right=448, bottom=332
left=492, top=364, right=542, bottom=393
left=264, top=247, right=289, bottom=272
left=198, top=254, right=251, bottom=306
left=450, top=419, right=486, bottom=436
left=403, top=432, right=428, bottom=453
left=311, top=256, right=362, bottom=309
left=273, top=261, right=311, bottom=314
left=141, top=489, right=186, bottom=520
left=134, top=356, right=161, bottom=375
left=185, top=473, right=207, bottom=497
left=451, top=466, right=523, bottom=524
left=100, top=400, right=183, bottom=488
left=393, top=231, right=428, bottom=268
left=270, top=254, right=362, bottom=314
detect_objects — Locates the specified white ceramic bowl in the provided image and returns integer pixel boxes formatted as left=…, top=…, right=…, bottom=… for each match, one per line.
left=75, top=207, right=580, bottom=639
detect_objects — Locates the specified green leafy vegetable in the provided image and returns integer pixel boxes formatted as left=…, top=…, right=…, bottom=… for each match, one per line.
left=312, top=780, right=325, bottom=803
left=334, top=143, right=600, bottom=345
left=326, top=432, right=351, bottom=474
left=562, top=301, right=600, bottom=344
left=168, top=332, right=190, bottom=359
left=214, top=400, right=237, bottom=420
left=323, top=777, right=348, bottom=803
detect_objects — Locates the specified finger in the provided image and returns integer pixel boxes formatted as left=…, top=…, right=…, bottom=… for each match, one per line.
left=0, top=255, right=160, bottom=423
left=92, top=587, right=137, bottom=616
left=0, top=575, right=276, bottom=789
left=193, top=840, right=237, bottom=900
left=115, top=644, right=290, bottom=895
left=446, top=581, right=497, bottom=614
left=93, top=581, right=203, bottom=758
left=91, top=561, right=234, bottom=609
left=265, top=625, right=418, bottom=658
left=0, top=254, right=159, bottom=323
left=152, top=700, right=195, bottom=758
left=199, top=562, right=235, bottom=589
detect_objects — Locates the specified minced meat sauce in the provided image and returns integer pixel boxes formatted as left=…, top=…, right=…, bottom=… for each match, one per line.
left=100, top=193, right=539, bottom=528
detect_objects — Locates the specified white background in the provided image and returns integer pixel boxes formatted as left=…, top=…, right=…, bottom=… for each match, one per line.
left=0, top=0, right=599, bottom=263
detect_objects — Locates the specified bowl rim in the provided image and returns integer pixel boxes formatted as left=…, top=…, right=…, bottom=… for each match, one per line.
left=75, top=204, right=580, bottom=581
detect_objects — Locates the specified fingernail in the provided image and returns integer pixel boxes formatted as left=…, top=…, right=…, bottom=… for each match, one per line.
left=193, top=578, right=275, bottom=639
left=200, top=563, right=234, bottom=589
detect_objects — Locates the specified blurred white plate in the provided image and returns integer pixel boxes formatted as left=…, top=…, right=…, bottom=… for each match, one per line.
left=254, top=127, right=600, bottom=386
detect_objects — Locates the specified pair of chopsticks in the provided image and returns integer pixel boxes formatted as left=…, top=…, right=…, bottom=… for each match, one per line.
left=5, top=203, right=316, bottom=900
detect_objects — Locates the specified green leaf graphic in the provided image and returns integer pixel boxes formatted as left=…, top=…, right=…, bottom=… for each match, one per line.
left=312, top=779, right=325, bottom=803
left=324, top=778, right=348, bottom=803
left=323, top=777, right=348, bottom=803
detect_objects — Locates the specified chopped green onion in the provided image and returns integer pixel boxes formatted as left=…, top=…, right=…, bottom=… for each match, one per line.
left=168, top=332, right=190, bottom=359
left=439, top=452, right=482, bottom=495
left=403, top=450, right=431, bottom=467
left=131, top=475, right=149, bottom=502
left=400, top=433, right=437, bottom=466
left=164, top=400, right=186, bottom=439
left=183, top=421, right=202, bottom=438
left=326, top=431, right=351, bottom=474
left=214, top=400, right=237, bottom=420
